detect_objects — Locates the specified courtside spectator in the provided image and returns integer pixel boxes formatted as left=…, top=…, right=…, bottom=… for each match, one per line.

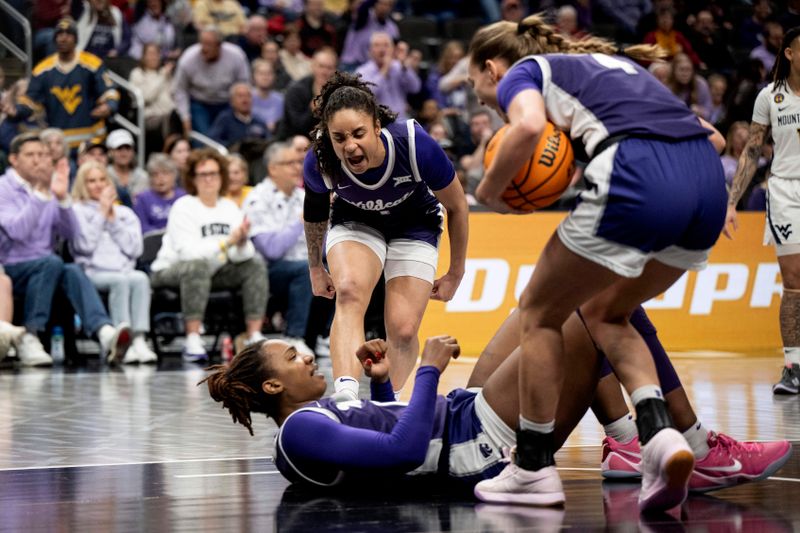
left=688, top=9, right=734, bottom=73
left=225, top=154, right=253, bottom=208
left=339, top=0, right=399, bottom=71
left=106, top=129, right=148, bottom=208
left=297, top=0, right=338, bottom=56
left=70, top=161, right=157, bottom=364
left=209, top=83, right=271, bottom=148
left=77, top=138, right=108, bottom=168
left=356, top=32, right=421, bottom=120
left=277, top=47, right=337, bottom=139
left=238, top=15, right=269, bottom=61
left=0, top=133, right=131, bottom=366
left=192, top=0, right=247, bottom=38
left=750, top=21, right=784, bottom=74
left=129, top=0, right=178, bottom=60
left=172, top=26, right=250, bottom=136
left=668, top=53, right=712, bottom=120
left=279, top=29, right=313, bottom=81
left=644, top=8, right=701, bottom=65
left=426, top=41, right=467, bottom=112
left=134, top=153, right=186, bottom=233
left=3, top=19, right=119, bottom=150
left=251, top=59, right=284, bottom=135
left=244, top=141, right=314, bottom=355
left=73, top=0, right=131, bottom=57
left=260, top=39, right=293, bottom=91
left=708, top=73, right=728, bottom=127
left=163, top=134, right=190, bottom=175
left=150, top=149, right=268, bottom=361
left=739, top=0, right=772, bottom=50
left=129, top=43, right=176, bottom=139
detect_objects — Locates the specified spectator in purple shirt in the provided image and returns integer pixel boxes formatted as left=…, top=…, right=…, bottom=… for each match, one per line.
left=339, top=0, right=399, bottom=71
left=356, top=32, right=421, bottom=120
left=0, top=132, right=131, bottom=366
left=244, top=141, right=314, bottom=356
left=750, top=21, right=784, bottom=74
left=129, top=0, right=178, bottom=60
left=134, top=153, right=186, bottom=234
left=251, top=59, right=284, bottom=135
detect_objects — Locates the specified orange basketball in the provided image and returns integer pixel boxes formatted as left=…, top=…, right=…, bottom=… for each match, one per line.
left=483, top=122, right=574, bottom=212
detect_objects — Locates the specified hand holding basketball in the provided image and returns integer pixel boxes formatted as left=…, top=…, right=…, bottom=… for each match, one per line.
left=483, top=122, right=574, bottom=212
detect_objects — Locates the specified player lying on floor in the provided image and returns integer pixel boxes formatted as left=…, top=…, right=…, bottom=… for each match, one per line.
left=201, top=308, right=790, bottom=500
left=472, top=306, right=792, bottom=493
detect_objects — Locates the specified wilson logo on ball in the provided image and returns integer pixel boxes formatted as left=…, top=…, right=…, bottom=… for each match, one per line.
left=483, top=122, right=574, bottom=212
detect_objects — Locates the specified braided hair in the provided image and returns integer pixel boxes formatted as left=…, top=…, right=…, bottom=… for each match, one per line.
left=198, top=340, right=278, bottom=436
left=469, top=14, right=666, bottom=71
left=310, top=71, right=397, bottom=184
left=770, top=26, right=800, bottom=93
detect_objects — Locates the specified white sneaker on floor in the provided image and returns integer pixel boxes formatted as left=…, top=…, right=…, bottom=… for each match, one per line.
left=639, top=428, right=695, bottom=513
left=182, top=333, right=208, bottom=362
left=131, top=335, right=158, bottom=364
left=474, top=454, right=565, bottom=506
left=15, top=333, right=53, bottom=367
left=315, top=335, right=330, bottom=357
left=286, top=337, right=314, bottom=357
left=0, top=322, right=25, bottom=361
left=99, top=323, right=132, bottom=365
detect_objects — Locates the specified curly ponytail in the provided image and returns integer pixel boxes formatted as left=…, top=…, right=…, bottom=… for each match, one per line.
left=469, top=14, right=666, bottom=71
left=310, top=71, right=397, bottom=184
left=198, top=340, right=277, bottom=436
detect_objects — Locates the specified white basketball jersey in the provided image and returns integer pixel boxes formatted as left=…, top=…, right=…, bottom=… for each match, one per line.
left=753, top=83, right=800, bottom=180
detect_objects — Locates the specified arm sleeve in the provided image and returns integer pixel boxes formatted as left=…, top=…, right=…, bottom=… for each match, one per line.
left=496, top=59, right=543, bottom=114
left=353, top=0, right=375, bottom=30
left=413, top=124, right=455, bottom=191
left=399, top=64, right=421, bottom=94
left=280, top=366, right=441, bottom=470
left=370, top=378, right=395, bottom=402
left=106, top=207, right=143, bottom=259
left=69, top=205, right=104, bottom=255
left=752, top=87, right=771, bottom=126
left=15, top=74, right=45, bottom=120
left=303, top=188, right=331, bottom=223
left=95, top=64, right=120, bottom=112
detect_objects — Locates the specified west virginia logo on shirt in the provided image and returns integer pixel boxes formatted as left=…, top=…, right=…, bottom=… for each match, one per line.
left=50, top=85, right=83, bottom=114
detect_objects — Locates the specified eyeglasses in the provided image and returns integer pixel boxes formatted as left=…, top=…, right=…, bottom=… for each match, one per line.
left=195, top=171, right=221, bottom=180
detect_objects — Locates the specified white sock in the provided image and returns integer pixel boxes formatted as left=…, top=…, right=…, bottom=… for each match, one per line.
left=603, top=414, right=638, bottom=443
left=334, top=376, right=360, bottom=399
left=784, top=347, right=800, bottom=366
left=630, top=384, right=664, bottom=406
left=519, top=416, right=555, bottom=433
left=97, top=324, right=116, bottom=350
left=683, top=419, right=711, bottom=459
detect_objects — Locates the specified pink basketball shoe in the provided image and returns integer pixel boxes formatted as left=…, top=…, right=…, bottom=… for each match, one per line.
left=689, top=432, right=792, bottom=492
left=601, top=436, right=642, bottom=479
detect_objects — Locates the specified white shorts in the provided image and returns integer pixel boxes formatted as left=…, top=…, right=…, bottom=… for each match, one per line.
left=326, top=222, right=439, bottom=283
left=558, top=138, right=727, bottom=278
left=765, top=177, right=800, bottom=256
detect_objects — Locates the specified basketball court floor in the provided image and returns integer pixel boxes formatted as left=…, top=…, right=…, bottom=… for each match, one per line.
left=2, top=352, right=799, bottom=532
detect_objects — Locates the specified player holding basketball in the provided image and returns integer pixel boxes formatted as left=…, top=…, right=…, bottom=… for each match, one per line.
left=467, top=15, right=727, bottom=511
left=725, top=27, right=800, bottom=395
left=303, top=72, right=469, bottom=401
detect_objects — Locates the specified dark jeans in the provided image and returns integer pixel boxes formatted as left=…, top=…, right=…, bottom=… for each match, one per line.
left=189, top=100, right=229, bottom=136
left=269, top=259, right=312, bottom=338
left=5, top=255, right=111, bottom=336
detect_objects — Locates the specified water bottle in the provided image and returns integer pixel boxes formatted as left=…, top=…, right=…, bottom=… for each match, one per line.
left=51, top=326, right=65, bottom=364
left=221, top=333, right=233, bottom=363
